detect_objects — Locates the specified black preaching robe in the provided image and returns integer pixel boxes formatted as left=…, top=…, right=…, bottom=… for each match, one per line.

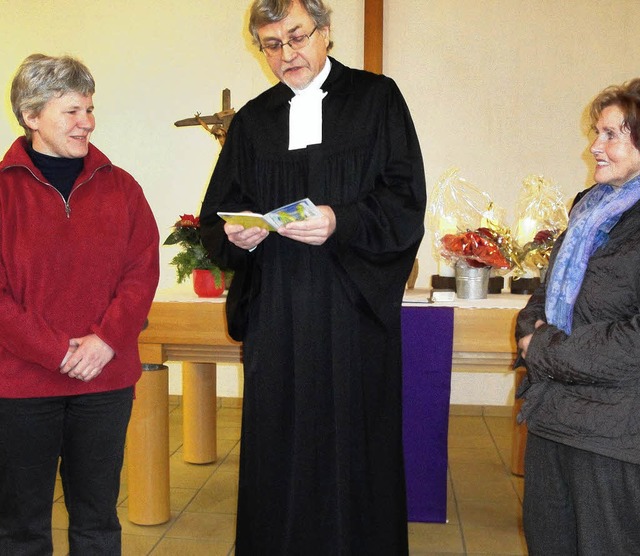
left=200, top=58, right=426, bottom=555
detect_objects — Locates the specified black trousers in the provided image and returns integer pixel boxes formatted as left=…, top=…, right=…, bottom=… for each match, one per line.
left=523, top=432, right=640, bottom=556
left=0, top=387, right=133, bottom=556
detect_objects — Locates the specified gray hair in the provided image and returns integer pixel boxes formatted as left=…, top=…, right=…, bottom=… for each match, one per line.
left=249, top=0, right=333, bottom=51
left=10, top=54, right=95, bottom=139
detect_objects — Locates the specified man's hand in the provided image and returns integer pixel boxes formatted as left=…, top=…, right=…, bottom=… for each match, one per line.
left=277, top=205, right=336, bottom=245
left=225, top=221, right=269, bottom=251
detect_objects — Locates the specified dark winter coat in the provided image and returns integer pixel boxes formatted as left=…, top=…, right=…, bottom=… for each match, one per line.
left=516, top=189, right=640, bottom=464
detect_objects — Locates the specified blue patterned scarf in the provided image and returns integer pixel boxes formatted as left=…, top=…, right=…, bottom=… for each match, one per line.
left=545, top=174, right=640, bottom=334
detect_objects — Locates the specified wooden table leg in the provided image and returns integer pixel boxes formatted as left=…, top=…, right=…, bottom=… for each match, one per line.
left=126, top=364, right=170, bottom=525
left=510, top=367, right=528, bottom=476
left=182, top=362, right=218, bottom=464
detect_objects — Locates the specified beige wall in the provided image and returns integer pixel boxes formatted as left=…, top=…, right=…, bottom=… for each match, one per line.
left=0, top=0, right=363, bottom=290
left=2, top=0, right=638, bottom=402
left=384, top=0, right=640, bottom=282
left=2, top=1, right=639, bottom=287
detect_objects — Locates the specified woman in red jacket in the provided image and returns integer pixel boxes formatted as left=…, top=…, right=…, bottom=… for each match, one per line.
left=0, top=54, right=159, bottom=555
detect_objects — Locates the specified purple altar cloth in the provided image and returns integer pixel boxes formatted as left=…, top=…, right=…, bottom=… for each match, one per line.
left=402, top=306, right=454, bottom=523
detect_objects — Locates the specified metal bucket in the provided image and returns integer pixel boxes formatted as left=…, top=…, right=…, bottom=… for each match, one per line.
left=455, top=262, right=490, bottom=299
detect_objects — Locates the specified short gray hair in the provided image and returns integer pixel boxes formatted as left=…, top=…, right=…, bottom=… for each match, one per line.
left=10, top=54, right=95, bottom=139
left=249, top=0, right=333, bottom=51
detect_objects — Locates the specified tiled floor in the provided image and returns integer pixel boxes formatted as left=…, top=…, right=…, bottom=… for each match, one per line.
left=51, top=400, right=527, bottom=555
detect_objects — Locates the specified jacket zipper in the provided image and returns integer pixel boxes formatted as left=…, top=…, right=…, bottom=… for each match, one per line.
left=19, top=164, right=108, bottom=218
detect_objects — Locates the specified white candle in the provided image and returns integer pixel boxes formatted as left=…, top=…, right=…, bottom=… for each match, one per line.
left=481, top=205, right=497, bottom=228
left=437, top=215, right=458, bottom=276
left=516, top=217, right=538, bottom=246
left=438, top=260, right=456, bottom=277
left=438, top=215, right=457, bottom=236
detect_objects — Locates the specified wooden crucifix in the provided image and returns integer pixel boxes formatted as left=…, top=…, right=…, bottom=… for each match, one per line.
left=174, top=88, right=235, bottom=147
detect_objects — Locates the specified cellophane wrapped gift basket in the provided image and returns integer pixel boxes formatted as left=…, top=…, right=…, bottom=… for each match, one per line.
left=428, top=168, right=517, bottom=298
left=510, top=175, right=568, bottom=293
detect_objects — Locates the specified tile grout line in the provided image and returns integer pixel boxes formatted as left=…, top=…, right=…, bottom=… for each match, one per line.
left=447, top=466, right=469, bottom=555
left=145, top=403, right=240, bottom=555
left=482, top=414, right=525, bottom=503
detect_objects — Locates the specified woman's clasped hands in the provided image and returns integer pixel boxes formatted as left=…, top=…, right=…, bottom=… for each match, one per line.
left=60, top=334, right=115, bottom=382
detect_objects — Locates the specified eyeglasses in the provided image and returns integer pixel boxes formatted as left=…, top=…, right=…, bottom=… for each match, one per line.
left=260, top=27, right=317, bottom=57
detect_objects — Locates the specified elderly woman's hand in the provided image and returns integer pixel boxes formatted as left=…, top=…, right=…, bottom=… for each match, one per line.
left=518, top=319, right=546, bottom=359
left=60, top=334, right=115, bottom=382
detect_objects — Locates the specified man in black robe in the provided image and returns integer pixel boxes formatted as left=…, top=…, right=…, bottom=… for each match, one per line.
left=200, top=0, right=426, bottom=553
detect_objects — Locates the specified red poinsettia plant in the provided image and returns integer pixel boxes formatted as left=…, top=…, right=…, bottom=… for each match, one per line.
left=163, top=214, right=224, bottom=286
left=440, top=227, right=513, bottom=270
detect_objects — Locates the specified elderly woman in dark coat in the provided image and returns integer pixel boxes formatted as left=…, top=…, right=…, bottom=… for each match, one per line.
left=516, top=78, right=640, bottom=555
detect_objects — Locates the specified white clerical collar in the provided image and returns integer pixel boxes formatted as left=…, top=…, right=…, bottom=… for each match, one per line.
left=288, top=59, right=331, bottom=150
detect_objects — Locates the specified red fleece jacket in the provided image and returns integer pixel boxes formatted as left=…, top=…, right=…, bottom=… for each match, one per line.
left=0, top=137, right=159, bottom=397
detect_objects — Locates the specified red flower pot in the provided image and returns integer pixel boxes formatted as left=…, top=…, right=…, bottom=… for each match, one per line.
left=192, top=269, right=225, bottom=298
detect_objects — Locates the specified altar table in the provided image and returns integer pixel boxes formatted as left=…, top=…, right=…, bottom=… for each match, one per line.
left=127, top=287, right=523, bottom=525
